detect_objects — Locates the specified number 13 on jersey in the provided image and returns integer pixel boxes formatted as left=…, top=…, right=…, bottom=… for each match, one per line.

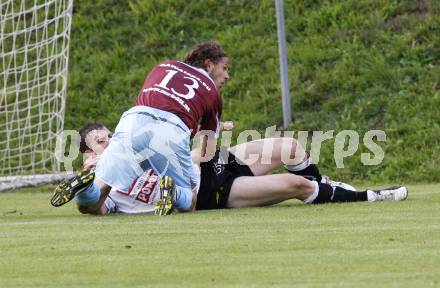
left=155, top=69, right=199, bottom=100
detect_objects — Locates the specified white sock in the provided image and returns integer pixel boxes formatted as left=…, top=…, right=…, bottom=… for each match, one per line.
left=367, top=190, right=377, bottom=202
left=285, top=158, right=310, bottom=172
left=304, top=181, right=319, bottom=204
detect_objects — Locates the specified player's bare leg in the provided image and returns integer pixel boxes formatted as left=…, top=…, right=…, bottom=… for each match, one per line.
left=227, top=173, right=314, bottom=208
left=229, top=137, right=303, bottom=176
left=227, top=173, right=407, bottom=207
left=230, top=137, right=355, bottom=190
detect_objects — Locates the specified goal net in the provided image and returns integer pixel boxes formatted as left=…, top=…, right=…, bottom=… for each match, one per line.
left=0, top=0, right=74, bottom=191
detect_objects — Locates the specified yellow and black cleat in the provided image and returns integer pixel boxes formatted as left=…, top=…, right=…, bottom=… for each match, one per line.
left=154, top=176, right=176, bottom=216
left=50, top=170, right=95, bottom=207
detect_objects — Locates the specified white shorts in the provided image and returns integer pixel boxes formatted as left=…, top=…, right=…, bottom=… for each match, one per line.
left=96, top=106, right=195, bottom=209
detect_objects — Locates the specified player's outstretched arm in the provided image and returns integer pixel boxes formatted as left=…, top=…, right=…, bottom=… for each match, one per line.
left=76, top=177, right=112, bottom=215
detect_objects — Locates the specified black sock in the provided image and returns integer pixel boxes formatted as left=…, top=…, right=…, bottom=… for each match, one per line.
left=332, top=187, right=368, bottom=202
left=313, top=183, right=333, bottom=203
left=289, top=164, right=322, bottom=182
left=312, top=183, right=368, bottom=204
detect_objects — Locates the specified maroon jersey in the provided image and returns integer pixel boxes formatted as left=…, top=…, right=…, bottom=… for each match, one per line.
left=135, top=60, right=222, bottom=138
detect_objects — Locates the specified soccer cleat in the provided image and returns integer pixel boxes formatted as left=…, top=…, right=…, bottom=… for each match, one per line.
left=321, top=175, right=356, bottom=191
left=50, top=170, right=95, bottom=207
left=154, top=176, right=176, bottom=216
left=367, top=186, right=408, bottom=202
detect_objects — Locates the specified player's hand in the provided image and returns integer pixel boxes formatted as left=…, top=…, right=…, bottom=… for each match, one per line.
left=83, top=154, right=99, bottom=171
left=221, top=121, right=234, bottom=130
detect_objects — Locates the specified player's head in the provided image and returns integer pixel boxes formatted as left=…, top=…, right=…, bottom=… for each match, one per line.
left=79, top=123, right=112, bottom=155
left=184, top=41, right=229, bottom=89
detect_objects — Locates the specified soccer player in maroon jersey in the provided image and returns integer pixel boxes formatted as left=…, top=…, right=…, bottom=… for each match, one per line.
left=51, top=42, right=230, bottom=215
left=135, top=43, right=228, bottom=139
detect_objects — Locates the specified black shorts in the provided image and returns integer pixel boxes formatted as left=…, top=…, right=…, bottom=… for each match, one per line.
left=196, top=148, right=254, bottom=210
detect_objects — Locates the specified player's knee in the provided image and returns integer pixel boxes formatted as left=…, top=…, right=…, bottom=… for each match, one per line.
left=286, top=137, right=299, bottom=151
left=284, top=174, right=313, bottom=194
left=274, top=137, right=303, bottom=161
left=273, top=137, right=297, bottom=152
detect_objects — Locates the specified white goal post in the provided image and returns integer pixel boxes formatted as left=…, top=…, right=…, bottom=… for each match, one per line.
left=0, top=0, right=74, bottom=191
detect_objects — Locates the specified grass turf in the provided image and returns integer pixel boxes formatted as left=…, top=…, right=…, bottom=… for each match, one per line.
left=0, top=183, right=439, bottom=287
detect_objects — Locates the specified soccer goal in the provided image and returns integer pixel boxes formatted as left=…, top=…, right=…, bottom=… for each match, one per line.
left=0, top=0, right=74, bottom=191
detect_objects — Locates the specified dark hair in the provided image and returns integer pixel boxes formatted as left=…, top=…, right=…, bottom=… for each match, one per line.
left=183, top=41, right=227, bottom=69
left=78, top=123, right=107, bottom=153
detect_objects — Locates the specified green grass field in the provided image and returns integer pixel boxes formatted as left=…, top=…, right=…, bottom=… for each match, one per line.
left=1, top=184, right=439, bottom=287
